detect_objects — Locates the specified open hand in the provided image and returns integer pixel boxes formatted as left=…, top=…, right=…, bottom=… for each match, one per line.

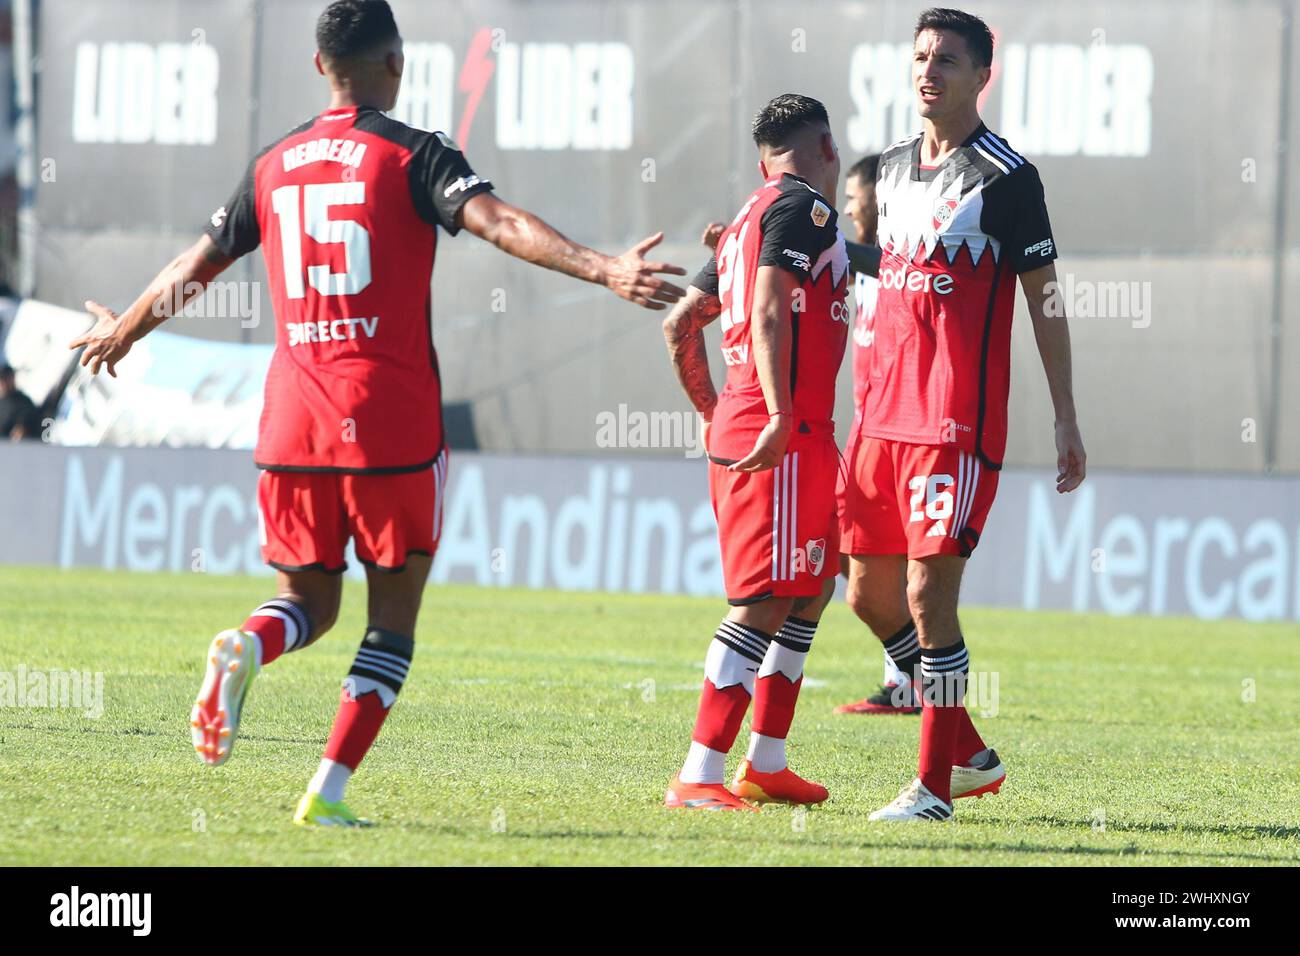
left=604, top=232, right=688, bottom=310
left=69, top=300, right=133, bottom=377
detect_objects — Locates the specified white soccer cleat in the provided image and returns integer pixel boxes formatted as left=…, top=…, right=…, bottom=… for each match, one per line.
left=869, top=778, right=953, bottom=822
left=951, top=748, right=1006, bottom=800
left=190, top=629, right=260, bottom=767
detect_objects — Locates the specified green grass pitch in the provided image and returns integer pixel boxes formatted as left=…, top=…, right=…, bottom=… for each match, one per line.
left=1, top=565, right=1297, bottom=866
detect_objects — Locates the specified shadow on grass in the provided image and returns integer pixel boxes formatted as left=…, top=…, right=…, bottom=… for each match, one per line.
left=1021, top=814, right=1300, bottom=843
left=0, top=720, right=320, bottom=748
left=384, top=819, right=1297, bottom=865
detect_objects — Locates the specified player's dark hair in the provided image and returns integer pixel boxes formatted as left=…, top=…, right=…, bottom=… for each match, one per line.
left=914, top=8, right=994, bottom=69
left=316, top=0, right=399, bottom=63
left=751, top=93, right=830, bottom=149
left=846, top=154, right=881, bottom=185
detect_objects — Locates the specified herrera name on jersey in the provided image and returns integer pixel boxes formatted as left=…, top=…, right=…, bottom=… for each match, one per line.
left=864, top=124, right=1056, bottom=467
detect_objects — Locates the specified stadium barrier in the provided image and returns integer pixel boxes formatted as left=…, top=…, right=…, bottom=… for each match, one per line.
left=2, top=442, right=1298, bottom=623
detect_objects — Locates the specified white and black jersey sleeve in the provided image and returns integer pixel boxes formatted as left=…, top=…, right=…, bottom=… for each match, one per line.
left=691, top=256, right=719, bottom=297
left=206, top=158, right=261, bottom=260
left=410, top=131, right=494, bottom=235
left=983, top=164, right=1057, bottom=274
left=757, top=189, right=838, bottom=276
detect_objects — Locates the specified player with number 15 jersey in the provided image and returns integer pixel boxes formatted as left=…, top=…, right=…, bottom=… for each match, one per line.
left=72, top=0, right=687, bottom=827
left=211, top=108, right=490, bottom=478
left=208, top=107, right=490, bottom=574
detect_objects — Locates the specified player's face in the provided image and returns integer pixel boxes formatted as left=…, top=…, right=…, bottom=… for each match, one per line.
left=843, top=174, right=877, bottom=244
left=913, top=29, right=989, bottom=121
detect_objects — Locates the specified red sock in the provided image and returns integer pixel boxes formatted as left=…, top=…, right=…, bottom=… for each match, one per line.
left=691, top=679, right=751, bottom=751
left=240, top=599, right=312, bottom=666
left=919, top=702, right=962, bottom=803
left=751, top=673, right=803, bottom=739
left=953, top=708, right=986, bottom=766
left=241, top=614, right=286, bottom=665
left=322, top=689, right=391, bottom=771
left=320, top=629, right=414, bottom=772
left=918, top=639, right=971, bottom=803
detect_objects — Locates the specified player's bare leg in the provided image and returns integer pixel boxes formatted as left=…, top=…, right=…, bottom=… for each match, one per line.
left=847, top=554, right=909, bottom=637
left=296, top=555, right=432, bottom=827
left=836, top=554, right=920, bottom=714
left=192, top=569, right=341, bottom=766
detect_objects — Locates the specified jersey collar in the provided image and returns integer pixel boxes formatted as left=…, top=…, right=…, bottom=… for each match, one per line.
left=319, top=105, right=384, bottom=122
left=911, top=121, right=988, bottom=181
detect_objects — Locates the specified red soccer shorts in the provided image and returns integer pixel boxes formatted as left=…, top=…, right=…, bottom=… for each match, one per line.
left=709, top=439, right=840, bottom=604
left=257, top=449, right=448, bottom=574
left=840, top=435, right=997, bottom=559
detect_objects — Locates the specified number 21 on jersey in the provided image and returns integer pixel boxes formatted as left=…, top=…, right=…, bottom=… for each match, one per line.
left=716, top=222, right=751, bottom=332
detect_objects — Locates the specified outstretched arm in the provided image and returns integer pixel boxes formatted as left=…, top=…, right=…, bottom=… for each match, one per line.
left=1021, top=261, right=1086, bottom=493
left=70, top=235, right=235, bottom=377
left=459, top=193, right=687, bottom=311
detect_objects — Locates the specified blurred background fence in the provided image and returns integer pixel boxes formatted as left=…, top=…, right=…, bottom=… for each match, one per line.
left=1, top=1, right=1299, bottom=621
left=7, top=0, right=1296, bottom=472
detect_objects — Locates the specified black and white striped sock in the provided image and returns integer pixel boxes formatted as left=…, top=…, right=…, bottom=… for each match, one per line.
left=761, top=616, right=817, bottom=680
left=680, top=621, right=773, bottom=784
left=712, top=619, right=773, bottom=675
left=244, top=597, right=314, bottom=664
left=919, top=638, right=970, bottom=707
left=344, top=628, right=414, bottom=708
left=881, top=619, right=921, bottom=682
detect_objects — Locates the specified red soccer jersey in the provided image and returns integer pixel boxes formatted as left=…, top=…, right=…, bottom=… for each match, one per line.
left=849, top=269, right=879, bottom=422
left=692, top=173, right=851, bottom=462
left=865, top=124, right=1056, bottom=466
left=206, top=106, right=493, bottom=472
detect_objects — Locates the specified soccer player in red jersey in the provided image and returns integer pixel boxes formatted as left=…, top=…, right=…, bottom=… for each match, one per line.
left=69, top=0, right=686, bottom=827
left=840, top=8, right=1086, bottom=821
left=660, top=94, right=850, bottom=810
left=707, top=157, right=916, bottom=721
left=828, top=153, right=925, bottom=718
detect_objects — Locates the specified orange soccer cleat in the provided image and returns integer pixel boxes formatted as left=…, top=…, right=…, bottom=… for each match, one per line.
left=664, top=775, right=759, bottom=811
left=729, top=760, right=829, bottom=805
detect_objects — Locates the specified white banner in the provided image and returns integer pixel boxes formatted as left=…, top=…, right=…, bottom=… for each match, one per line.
left=1, top=298, right=90, bottom=408
left=54, top=330, right=271, bottom=450
left=2, top=444, right=1299, bottom=623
